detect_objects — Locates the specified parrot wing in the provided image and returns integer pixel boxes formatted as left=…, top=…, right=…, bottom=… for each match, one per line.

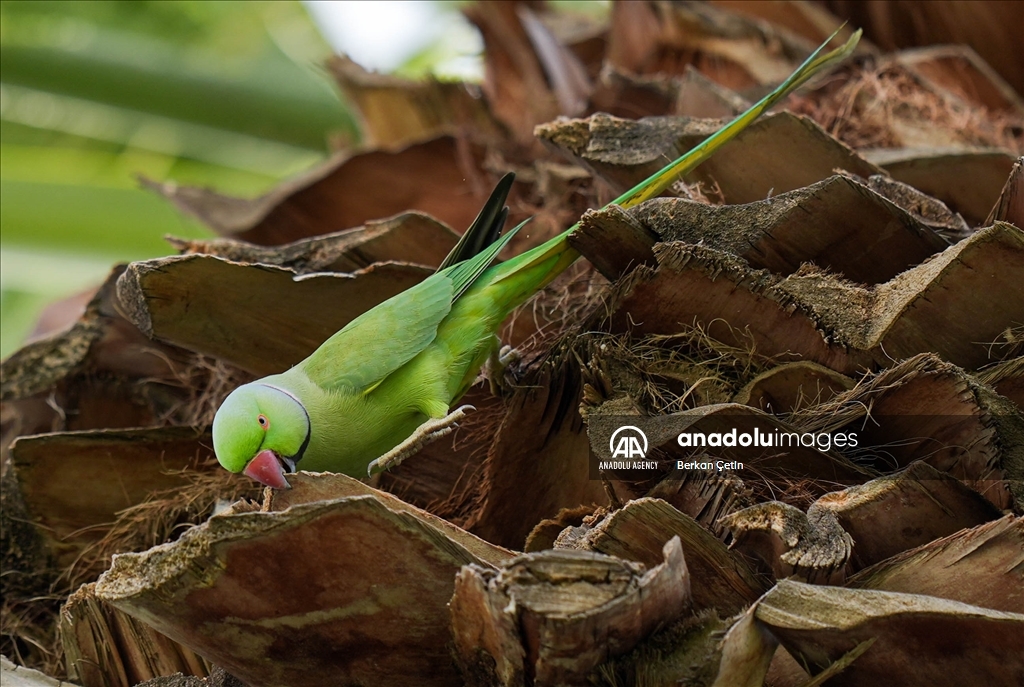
left=300, top=274, right=455, bottom=393
left=301, top=206, right=527, bottom=394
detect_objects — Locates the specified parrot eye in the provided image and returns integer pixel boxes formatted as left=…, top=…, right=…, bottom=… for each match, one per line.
left=258, top=414, right=270, bottom=430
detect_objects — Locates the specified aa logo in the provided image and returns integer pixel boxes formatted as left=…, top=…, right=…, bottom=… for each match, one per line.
left=609, top=426, right=648, bottom=459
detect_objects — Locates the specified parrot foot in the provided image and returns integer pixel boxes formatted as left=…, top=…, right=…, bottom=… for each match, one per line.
left=368, top=405, right=475, bottom=475
left=487, top=345, right=522, bottom=396
left=498, top=344, right=521, bottom=367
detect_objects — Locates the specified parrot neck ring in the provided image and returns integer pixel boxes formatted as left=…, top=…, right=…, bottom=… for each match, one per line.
left=259, top=383, right=311, bottom=466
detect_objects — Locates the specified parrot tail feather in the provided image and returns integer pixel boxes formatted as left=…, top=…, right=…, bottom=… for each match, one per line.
left=439, top=172, right=515, bottom=271
left=486, top=26, right=862, bottom=308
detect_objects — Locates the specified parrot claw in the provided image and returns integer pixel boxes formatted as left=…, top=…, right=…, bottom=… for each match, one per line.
left=498, top=345, right=521, bottom=367
left=486, top=344, right=522, bottom=396
left=368, top=405, right=475, bottom=475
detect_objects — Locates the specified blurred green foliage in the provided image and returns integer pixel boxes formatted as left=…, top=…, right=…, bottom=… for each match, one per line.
left=0, top=0, right=610, bottom=358
left=0, top=0, right=356, bottom=356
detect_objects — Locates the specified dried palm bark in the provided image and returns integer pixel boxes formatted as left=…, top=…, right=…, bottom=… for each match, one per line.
left=552, top=497, right=766, bottom=614
left=60, top=584, right=209, bottom=687
left=756, top=580, right=1024, bottom=686
left=141, top=137, right=493, bottom=245
left=865, top=148, right=1018, bottom=225
left=986, top=156, right=1023, bottom=228
left=1, top=655, right=79, bottom=687
left=94, top=475, right=512, bottom=687
left=4, top=1, right=1024, bottom=685
left=848, top=515, right=1024, bottom=613
left=538, top=111, right=883, bottom=206
left=450, top=538, right=690, bottom=686
left=723, top=461, right=1004, bottom=581
left=116, top=256, right=432, bottom=376
left=599, top=226, right=1024, bottom=373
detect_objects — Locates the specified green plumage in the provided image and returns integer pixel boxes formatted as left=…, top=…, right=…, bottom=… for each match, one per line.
left=212, top=29, right=861, bottom=482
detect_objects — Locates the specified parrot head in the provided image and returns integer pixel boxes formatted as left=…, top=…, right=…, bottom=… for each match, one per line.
left=212, top=383, right=310, bottom=489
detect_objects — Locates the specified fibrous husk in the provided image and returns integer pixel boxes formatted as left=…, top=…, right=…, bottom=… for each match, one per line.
left=567, top=204, right=658, bottom=281
left=3, top=425, right=255, bottom=682
left=708, top=605, right=780, bottom=687
left=844, top=171, right=970, bottom=241
left=892, top=45, right=1024, bottom=115
left=263, top=471, right=513, bottom=567
left=812, top=461, right=1005, bottom=569
left=628, top=174, right=952, bottom=284
left=568, top=171, right=972, bottom=284
left=602, top=224, right=1024, bottom=374
left=537, top=111, right=882, bottom=206
left=821, top=0, right=1024, bottom=95
left=553, top=497, right=767, bottom=615
left=95, top=473, right=512, bottom=687
left=590, top=610, right=730, bottom=687
left=976, top=355, right=1024, bottom=408
left=461, top=349, right=607, bottom=550
left=2, top=270, right=245, bottom=604
left=848, top=515, right=1024, bottom=614
left=790, top=353, right=1024, bottom=510
left=133, top=667, right=247, bottom=687
left=1, top=267, right=223, bottom=444
left=579, top=328, right=766, bottom=416
left=644, top=469, right=754, bottom=539
left=450, top=536, right=690, bottom=687
left=523, top=505, right=604, bottom=553
left=732, top=362, right=854, bottom=414
left=793, top=59, right=1022, bottom=162
left=1, top=272, right=125, bottom=407
left=8, top=427, right=216, bottom=573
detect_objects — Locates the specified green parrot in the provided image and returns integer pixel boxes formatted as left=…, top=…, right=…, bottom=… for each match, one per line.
left=213, top=29, right=861, bottom=488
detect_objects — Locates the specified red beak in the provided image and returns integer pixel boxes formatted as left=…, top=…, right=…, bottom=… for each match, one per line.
left=243, top=449, right=292, bottom=489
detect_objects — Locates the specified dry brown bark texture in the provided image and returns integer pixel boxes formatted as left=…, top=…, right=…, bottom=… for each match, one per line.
left=2, top=2, right=1023, bottom=687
